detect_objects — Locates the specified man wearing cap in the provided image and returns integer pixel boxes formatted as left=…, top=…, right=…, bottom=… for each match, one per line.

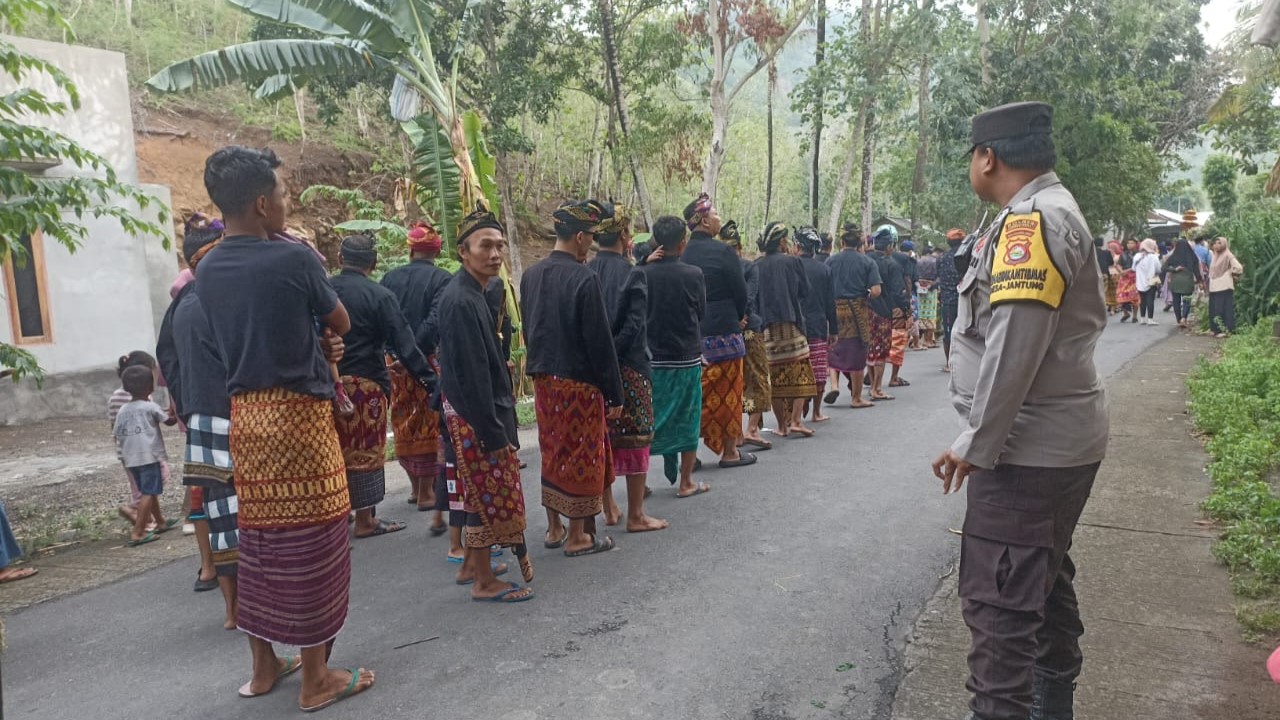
left=932, top=101, right=1108, bottom=720
left=380, top=223, right=453, bottom=524
left=938, top=229, right=965, bottom=372
left=521, top=200, right=625, bottom=558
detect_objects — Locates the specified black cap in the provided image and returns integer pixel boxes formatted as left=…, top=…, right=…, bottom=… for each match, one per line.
left=970, top=101, right=1053, bottom=151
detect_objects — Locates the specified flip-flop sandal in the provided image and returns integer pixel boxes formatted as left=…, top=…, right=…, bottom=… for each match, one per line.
left=677, top=483, right=711, bottom=499
left=299, top=668, right=373, bottom=712
left=889, top=379, right=911, bottom=387
left=472, top=582, right=535, bottom=603
left=428, top=523, right=448, bottom=536
left=194, top=572, right=219, bottom=592
left=446, top=555, right=465, bottom=564
left=740, top=438, right=773, bottom=451
left=127, top=532, right=158, bottom=547
left=354, top=519, right=406, bottom=539
left=455, top=561, right=509, bottom=585
left=544, top=533, right=567, bottom=549
left=0, top=567, right=38, bottom=584
left=850, top=402, right=876, bottom=409
left=238, top=655, right=302, bottom=698
left=718, top=452, right=757, bottom=469
left=789, top=428, right=816, bottom=438
left=564, top=534, right=615, bottom=557
left=823, top=390, right=840, bottom=405
left=152, top=519, right=181, bottom=534
left=871, top=394, right=895, bottom=402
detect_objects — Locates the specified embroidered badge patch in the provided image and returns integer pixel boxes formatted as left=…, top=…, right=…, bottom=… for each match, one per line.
left=989, top=212, right=1066, bottom=309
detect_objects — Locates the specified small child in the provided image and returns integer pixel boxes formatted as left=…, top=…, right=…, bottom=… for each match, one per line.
left=109, top=351, right=159, bottom=526
left=113, top=366, right=177, bottom=545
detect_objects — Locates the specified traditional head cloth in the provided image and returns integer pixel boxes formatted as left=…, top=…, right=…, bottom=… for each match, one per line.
left=553, top=199, right=609, bottom=235
left=1107, top=240, right=1122, bottom=256
left=593, top=201, right=632, bottom=237
left=458, top=203, right=505, bottom=244
left=407, top=221, right=442, bottom=254
left=182, top=211, right=224, bottom=267
left=795, top=226, right=822, bottom=254
left=758, top=221, right=789, bottom=253
left=719, top=220, right=741, bottom=247
left=873, top=225, right=898, bottom=250
left=684, top=193, right=714, bottom=230
left=339, top=234, right=378, bottom=268
left=946, top=228, right=965, bottom=242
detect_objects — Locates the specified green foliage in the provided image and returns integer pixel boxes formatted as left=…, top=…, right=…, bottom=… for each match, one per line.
left=1203, top=154, right=1239, bottom=218
left=1205, top=208, right=1280, bottom=323
left=301, top=183, right=409, bottom=271
left=462, top=109, right=500, bottom=216
left=1188, top=322, right=1280, bottom=595
left=1, top=0, right=168, bottom=382
left=402, top=114, right=462, bottom=253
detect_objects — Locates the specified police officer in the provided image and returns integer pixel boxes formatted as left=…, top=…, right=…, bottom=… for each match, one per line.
left=932, top=101, right=1108, bottom=720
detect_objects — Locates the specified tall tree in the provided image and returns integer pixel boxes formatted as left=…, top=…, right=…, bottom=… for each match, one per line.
left=810, top=0, right=826, bottom=225
left=1203, top=154, right=1239, bottom=218
left=598, top=0, right=655, bottom=227
left=909, top=0, right=936, bottom=233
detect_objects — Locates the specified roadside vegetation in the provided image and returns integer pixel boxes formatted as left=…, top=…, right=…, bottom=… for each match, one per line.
left=1188, top=319, right=1280, bottom=638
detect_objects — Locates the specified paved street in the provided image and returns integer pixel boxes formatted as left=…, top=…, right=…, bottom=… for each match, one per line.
left=5, top=322, right=1173, bottom=720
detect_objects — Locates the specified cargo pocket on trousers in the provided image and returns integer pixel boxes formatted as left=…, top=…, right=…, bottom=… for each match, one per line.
left=958, top=500, right=1055, bottom=612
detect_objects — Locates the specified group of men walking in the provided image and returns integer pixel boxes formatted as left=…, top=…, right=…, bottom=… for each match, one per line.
left=154, top=99, right=1107, bottom=720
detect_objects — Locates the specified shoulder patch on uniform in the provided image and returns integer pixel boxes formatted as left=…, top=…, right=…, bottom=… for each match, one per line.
left=989, top=211, right=1066, bottom=310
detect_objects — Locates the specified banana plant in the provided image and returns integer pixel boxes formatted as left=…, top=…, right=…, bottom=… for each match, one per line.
left=144, top=0, right=488, bottom=243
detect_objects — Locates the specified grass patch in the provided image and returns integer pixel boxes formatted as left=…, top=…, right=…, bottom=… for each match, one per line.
left=1187, top=318, right=1280, bottom=635
left=516, top=396, right=536, bottom=428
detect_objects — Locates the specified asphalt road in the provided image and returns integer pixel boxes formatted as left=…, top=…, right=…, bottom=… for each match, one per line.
left=4, top=319, right=1175, bottom=720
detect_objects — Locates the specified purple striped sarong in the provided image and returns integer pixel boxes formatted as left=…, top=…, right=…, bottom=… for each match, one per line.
left=236, top=516, right=350, bottom=647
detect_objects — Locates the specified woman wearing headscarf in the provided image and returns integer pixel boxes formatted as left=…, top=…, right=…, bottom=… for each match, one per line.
left=1115, top=239, right=1140, bottom=322
left=1161, top=238, right=1204, bottom=328
left=756, top=222, right=816, bottom=438
left=1208, top=236, right=1245, bottom=337
left=1132, top=238, right=1164, bottom=325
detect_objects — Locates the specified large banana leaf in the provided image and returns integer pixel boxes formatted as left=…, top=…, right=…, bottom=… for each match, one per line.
left=145, top=38, right=375, bottom=93
left=403, top=115, right=462, bottom=254
left=228, top=0, right=409, bottom=53
left=462, top=109, right=500, bottom=217
left=253, top=74, right=294, bottom=101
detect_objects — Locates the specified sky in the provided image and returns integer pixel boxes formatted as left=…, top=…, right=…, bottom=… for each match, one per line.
left=1202, top=0, right=1248, bottom=48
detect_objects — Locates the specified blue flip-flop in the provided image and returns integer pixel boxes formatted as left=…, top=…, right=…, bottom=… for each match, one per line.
left=455, top=561, right=509, bottom=585
left=472, top=582, right=535, bottom=603
left=447, top=546, right=503, bottom=564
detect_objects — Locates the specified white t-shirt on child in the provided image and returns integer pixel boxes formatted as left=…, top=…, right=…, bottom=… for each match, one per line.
left=112, top=400, right=169, bottom=469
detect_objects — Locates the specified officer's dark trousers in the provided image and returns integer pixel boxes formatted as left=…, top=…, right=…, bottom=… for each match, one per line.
left=959, top=462, right=1100, bottom=720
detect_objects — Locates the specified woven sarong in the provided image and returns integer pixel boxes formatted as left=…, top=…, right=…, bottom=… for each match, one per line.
left=808, top=338, right=830, bottom=387
left=650, top=363, right=702, bottom=456
left=1104, top=275, right=1118, bottom=306
left=918, top=289, right=939, bottom=329
left=835, top=298, right=872, bottom=343
left=701, top=332, right=747, bottom=363
left=890, top=325, right=909, bottom=367
left=534, top=375, right=613, bottom=518
left=611, top=366, right=653, bottom=476
left=742, top=330, right=771, bottom=415
left=204, top=481, right=238, bottom=576
left=867, top=314, right=892, bottom=365
left=1116, top=269, right=1139, bottom=305
left=389, top=358, right=440, bottom=476
left=700, top=357, right=743, bottom=454
left=236, top=517, right=349, bottom=647
left=334, top=376, right=388, bottom=511
left=442, top=398, right=527, bottom=549
left=230, top=389, right=349, bottom=529
left=764, top=322, right=815, bottom=400
left=183, top=414, right=232, bottom=488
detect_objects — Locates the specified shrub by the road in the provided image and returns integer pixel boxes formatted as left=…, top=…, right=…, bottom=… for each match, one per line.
left=1188, top=319, right=1280, bottom=634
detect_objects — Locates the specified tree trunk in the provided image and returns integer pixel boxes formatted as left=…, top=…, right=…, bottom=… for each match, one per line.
left=977, top=0, right=992, bottom=87
left=859, top=104, right=876, bottom=234
left=702, top=0, right=731, bottom=195
left=495, top=154, right=523, bottom=284
left=293, top=87, right=307, bottom=143
left=810, top=0, right=827, bottom=226
left=598, top=0, right=655, bottom=227
left=587, top=101, right=603, bottom=199
left=910, top=12, right=931, bottom=233
left=826, top=109, right=865, bottom=237
left=765, top=60, right=777, bottom=220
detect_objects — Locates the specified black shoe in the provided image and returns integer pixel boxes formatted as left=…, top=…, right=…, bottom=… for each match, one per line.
left=193, top=572, right=218, bottom=592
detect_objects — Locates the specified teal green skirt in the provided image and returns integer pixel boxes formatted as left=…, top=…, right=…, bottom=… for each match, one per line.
left=650, top=365, right=702, bottom=456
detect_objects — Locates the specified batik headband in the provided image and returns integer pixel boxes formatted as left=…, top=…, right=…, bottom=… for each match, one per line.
left=553, top=199, right=609, bottom=235
left=593, top=201, right=632, bottom=236
left=719, top=220, right=741, bottom=246
left=407, top=222, right=442, bottom=253
left=759, top=221, right=788, bottom=253
left=685, top=193, right=713, bottom=230
left=458, top=203, right=506, bottom=244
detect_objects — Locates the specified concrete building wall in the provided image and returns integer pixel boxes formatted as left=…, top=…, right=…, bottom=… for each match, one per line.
left=0, top=37, right=176, bottom=424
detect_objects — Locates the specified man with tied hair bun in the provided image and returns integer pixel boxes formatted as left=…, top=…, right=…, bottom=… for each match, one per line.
left=824, top=224, right=882, bottom=409
left=330, top=234, right=437, bottom=541
left=755, top=222, right=816, bottom=438
left=793, top=226, right=837, bottom=424
left=521, top=200, right=625, bottom=558
left=721, top=221, right=773, bottom=451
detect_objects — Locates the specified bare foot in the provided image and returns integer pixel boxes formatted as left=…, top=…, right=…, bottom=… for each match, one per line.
left=811, top=413, right=831, bottom=423
left=604, top=506, right=622, bottom=527
left=850, top=399, right=875, bottom=409
left=224, top=617, right=237, bottom=631
left=626, top=515, right=669, bottom=533
left=243, top=655, right=300, bottom=697
left=298, top=667, right=374, bottom=711
left=472, top=581, right=534, bottom=602
left=789, top=424, right=815, bottom=437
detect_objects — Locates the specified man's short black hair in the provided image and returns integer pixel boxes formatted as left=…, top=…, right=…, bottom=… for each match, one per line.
left=977, top=133, right=1057, bottom=172
left=596, top=231, right=622, bottom=248
left=204, top=146, right=282, bottom=217
left=652, top=216, right=687, bottom=251
left=121, top=365, right=154, bottom=397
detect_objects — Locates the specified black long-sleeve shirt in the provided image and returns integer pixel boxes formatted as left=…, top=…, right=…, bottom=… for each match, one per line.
left=520, top=250, right=624, bottom=407
left=587, top=250, right=650, bottom=376
left=379, top=258, right=454, bottom=354
left=756, top=252, right=809, bottom=328
left=638, top=257, right=706, bottom=363
left=330, top=269, right=436, bottom=396
left=437, top=271, right=518, bottom=453
left=156, top=283, right=231, bottom=422
left=799, top=255, right=837, bottom=339
left=893, top=251, right=919, bottom=291
left=741, top=256, right=763, bottom=332
left=682, top=231, right=748, bottom=337
left=873, top=252, right=911, bottom=316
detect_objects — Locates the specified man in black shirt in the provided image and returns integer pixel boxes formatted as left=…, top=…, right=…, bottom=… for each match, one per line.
left=938, top=229, right=965, bottom=372
left=436, top=207, right=533, bottom=602
left=521, top=200, right=624, bottom=557
left=868, top=229, right=908, bottom=401
left=639, top=216, right=709, bottom=497
left=825, top=228, right=882, bottom=408
left=889, top=230, right=918, bottom=386
left=587, top=205, right=668, bottom=534
left=794, top=227, right=837, bottom=424
left=330, top=234, right=437, bottom=540
left=722, top=222, right=772, bottom=450
left=681, top=194, right=753, bottom=469
left=380, top=223, right=453, bottom=517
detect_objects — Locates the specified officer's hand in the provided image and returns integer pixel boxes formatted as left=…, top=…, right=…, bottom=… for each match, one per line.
left=606, top=405, right=623, bottom=420
left=932, top=449, right=974, bottom=495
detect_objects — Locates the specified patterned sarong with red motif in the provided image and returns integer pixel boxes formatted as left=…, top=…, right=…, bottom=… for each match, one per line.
left=534, top=375, right=613, bottom=519
left=610, top=366, right=654, bottom=476
left=867, top=314, right=893, bottom=365
left=442, top=398, right=527, bottom=549
left=388, top=357, right=440, bottom=480
left=334, top=376, right=389, bottom=511
left=700, top=358, right=744, bottom=454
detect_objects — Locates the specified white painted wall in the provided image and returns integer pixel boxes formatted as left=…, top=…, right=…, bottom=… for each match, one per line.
left=0, top=36, right=176, bottom=381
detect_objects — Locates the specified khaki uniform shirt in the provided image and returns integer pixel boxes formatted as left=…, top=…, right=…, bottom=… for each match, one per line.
left=949, top=172, right=1109, bottom=469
